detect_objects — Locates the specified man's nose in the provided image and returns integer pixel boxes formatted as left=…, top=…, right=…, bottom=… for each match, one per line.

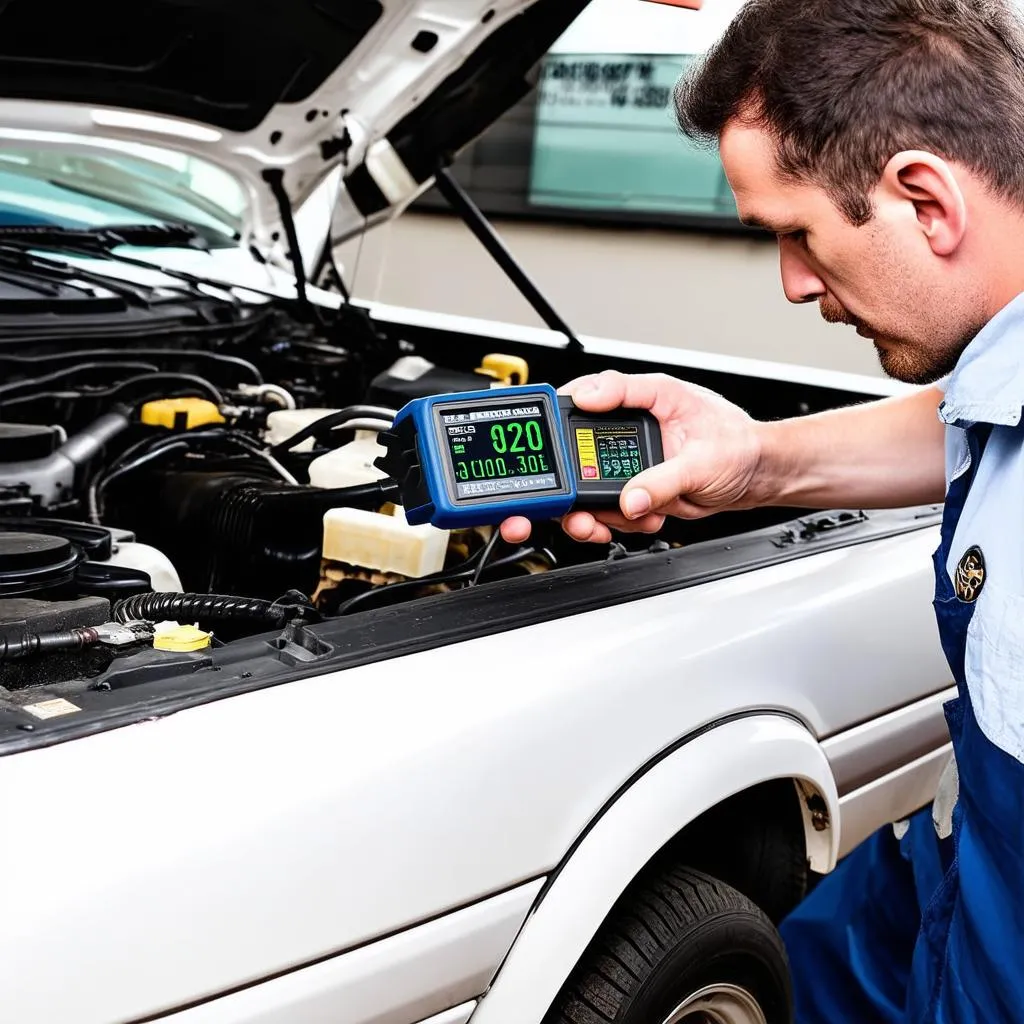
left=779, top=240, right=826, bottom=304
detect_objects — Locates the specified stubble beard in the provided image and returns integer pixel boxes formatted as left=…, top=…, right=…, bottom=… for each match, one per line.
left=819, top=297, right=977, bottom=386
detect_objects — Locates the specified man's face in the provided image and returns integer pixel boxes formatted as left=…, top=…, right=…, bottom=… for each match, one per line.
left=718, top=118, right=987, bottom=384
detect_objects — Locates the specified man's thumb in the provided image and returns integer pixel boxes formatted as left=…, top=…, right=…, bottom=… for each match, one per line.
left=620, top=456, right=695, bottom=519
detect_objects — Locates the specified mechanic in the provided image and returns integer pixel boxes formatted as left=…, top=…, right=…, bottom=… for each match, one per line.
left=502, top=1, right=1024, bottom=1020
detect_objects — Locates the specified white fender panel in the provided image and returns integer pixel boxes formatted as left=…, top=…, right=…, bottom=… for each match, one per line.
left=470, top=715, right=839, bottom=1024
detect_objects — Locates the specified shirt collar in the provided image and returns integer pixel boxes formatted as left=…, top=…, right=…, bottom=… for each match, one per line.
left=940, top=290, right=1024, bottom=427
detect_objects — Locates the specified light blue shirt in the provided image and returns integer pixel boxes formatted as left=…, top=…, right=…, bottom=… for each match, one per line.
left=938, top=289, right=1024, bottom=763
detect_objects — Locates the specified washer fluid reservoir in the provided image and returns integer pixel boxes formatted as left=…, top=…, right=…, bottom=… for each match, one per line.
left=265, top=408, right=340, bottom=454
left=308, top=431, right=388, bottom=489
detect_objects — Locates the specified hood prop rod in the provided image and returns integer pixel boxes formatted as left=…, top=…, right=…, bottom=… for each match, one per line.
left=433, top=161, right=583, bottom=354
left=263, top=168, right=312, bottom=317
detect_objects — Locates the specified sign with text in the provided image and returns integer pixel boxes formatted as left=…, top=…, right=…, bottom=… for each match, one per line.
left=528, top=52, right=736, bottom=218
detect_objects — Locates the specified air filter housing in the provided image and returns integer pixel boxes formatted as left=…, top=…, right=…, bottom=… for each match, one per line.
left=0, top=532, right=82, bottom=599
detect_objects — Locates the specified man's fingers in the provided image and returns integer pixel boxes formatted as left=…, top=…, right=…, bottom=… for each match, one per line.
left=564, top=509, right=666, bottom=539
left=593, top=510, right=667, bottom=534
left=499, top=516, right=532, bottom=544
left=565, top=370, right=692, bottom=424
left=561, top=511, right=613, bottom=544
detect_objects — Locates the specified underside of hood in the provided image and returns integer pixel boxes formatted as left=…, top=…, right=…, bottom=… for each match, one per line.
left=0, top=0, right=591, bottom=260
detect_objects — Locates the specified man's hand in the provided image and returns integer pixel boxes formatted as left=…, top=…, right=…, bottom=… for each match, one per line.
left=499, top=370, right=947, bottom=548
left=499, top=370, right=764, bottom=546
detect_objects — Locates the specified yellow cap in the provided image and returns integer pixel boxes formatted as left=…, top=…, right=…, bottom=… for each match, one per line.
left=153, top=624, right=213, bottom=652
left=140, top=397, right=225, bottom=430
left=477, top=353, right=529, bottom=386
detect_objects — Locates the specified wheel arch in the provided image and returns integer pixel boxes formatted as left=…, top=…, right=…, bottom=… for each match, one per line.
left=470, top=713, right=840, bottom=1024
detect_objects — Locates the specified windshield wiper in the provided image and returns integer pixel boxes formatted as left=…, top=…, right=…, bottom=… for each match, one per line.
left=0, top=222, right=209, bottom=252
left=0, top=244, right=186, bottom=308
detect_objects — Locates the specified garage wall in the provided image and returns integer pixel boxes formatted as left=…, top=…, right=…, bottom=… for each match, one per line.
left=337, top=211, right=887, bottom=379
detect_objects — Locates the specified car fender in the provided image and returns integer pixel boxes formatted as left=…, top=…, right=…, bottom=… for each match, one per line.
left=469, top=713, right=839, bottom=1024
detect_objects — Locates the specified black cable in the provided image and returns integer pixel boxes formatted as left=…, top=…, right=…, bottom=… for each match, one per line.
left=0, top=360, right=159, bottom=401
left=335, top=544, right=551, bottom=616
left=470, top=530, right=503, bottom=586
left=267, top=405, right=397, bottom=455
left=0, top=348, right=264, bottom=385
left=89, top=440, right=191, bottom=523
left=87, top=427, right=288, bottom=524
left=101, top=425, right=229, bottom=479
left=107, top=372, right=224, bottom=405
left=0, top=371, right=226, bottom=412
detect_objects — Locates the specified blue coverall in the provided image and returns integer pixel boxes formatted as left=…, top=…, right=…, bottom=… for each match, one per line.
left=780, top=291, right=1024, bottom=1022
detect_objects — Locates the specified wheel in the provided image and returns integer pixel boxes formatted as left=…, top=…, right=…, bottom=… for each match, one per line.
left=664, top=781, right=808, bottom=925
left=543, top=865, right=791, bottom=1024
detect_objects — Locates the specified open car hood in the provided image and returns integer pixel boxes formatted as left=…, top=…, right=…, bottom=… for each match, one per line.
left=0, top=0, right=591, bottom=262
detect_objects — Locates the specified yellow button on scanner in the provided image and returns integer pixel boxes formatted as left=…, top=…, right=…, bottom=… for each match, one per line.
left=140, top=398, right=225, bottom=430
left=153, top=624, right=212, bottom=653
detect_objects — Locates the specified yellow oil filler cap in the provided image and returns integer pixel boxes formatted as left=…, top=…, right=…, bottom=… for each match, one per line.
left=153, top=624, right=213, bottom=652
left=140, top=397, right=225, bottom=430
left=477, top=354, right=529, bottom=386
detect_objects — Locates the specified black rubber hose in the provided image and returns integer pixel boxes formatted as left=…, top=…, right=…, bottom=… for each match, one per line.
left=0, top=627, right=99, bottom=662
left=112, top=592, right=316, bottom=629
left=0, top=361, right=159, bottom=401
left=267, top=406, right=397, bottom=455
left=0, top=349, right=264, bottom=385
left=107, top=372, right=224, bottom=405
left=1, top=372, right=226, bottom=410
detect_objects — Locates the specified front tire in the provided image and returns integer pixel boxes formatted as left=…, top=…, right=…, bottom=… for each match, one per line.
left=543, top=865, right=791, bottom=1024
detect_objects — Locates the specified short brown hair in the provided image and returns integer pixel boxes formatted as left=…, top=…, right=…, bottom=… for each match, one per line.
left=674, top=0, right=1024, bottom=224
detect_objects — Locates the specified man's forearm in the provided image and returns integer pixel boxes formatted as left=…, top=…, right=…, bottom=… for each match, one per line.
left=753, top=385, right=947, bottom=509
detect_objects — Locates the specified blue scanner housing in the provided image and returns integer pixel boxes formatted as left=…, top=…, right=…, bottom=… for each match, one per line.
left=376, top=383, right=577, bottom=529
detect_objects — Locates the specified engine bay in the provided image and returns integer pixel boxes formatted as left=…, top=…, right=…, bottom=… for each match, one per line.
left=1, top=257, right=690, bottom=698
left=0, top=228, right=885, bottom=745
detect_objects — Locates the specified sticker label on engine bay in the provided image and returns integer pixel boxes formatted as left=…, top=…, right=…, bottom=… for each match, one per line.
left=21, top=698, right=82, bottom=720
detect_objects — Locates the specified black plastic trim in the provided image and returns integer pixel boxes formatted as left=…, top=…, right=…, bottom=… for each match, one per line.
left=0, top=505, right=942, bottom=756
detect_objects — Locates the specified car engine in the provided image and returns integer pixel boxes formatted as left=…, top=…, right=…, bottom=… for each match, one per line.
left=0, top=272, right=569, bottom=690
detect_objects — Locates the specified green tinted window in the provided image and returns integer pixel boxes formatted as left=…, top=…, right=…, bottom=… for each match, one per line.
left=527, top=53, right=736, bottom=219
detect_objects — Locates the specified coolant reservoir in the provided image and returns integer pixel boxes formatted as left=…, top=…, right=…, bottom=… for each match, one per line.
left=265, top=408, right=339, bottom=454
left=322, top=506, right=449, bottom=578
left=105, top=540, right=184, bottom=593
left=308, top=431, right=388, bottom=489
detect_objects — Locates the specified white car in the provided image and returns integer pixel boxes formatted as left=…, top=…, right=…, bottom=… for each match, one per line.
left=0, top=3, right=952, bottom=1024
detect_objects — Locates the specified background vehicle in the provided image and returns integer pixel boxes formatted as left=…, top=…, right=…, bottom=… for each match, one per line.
left=0, top=2, right=951, bottom=1023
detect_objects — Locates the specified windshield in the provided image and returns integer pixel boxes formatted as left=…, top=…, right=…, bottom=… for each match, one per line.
left=0, top=143, right=246, bottom=246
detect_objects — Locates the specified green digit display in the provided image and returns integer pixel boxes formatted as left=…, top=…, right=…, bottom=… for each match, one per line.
left=442, top=402, right=564, bottom=500
left=508, top=422, right=525, bottom=452
left=526, top=420, right=543, bottom=451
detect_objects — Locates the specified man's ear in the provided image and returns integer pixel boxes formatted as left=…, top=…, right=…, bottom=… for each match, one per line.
left=880, top=151, right=967, bottom=257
